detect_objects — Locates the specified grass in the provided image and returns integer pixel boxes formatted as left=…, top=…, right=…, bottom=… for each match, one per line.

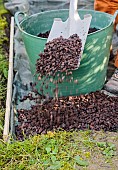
left=0, top=0, right=7, bottom=15
left=0, top=130, right=117, bottom=170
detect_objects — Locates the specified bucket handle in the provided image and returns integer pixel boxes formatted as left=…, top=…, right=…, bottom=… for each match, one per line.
left=110, top=10, right=118, bottom=25
left=15, top=11, right=27, bottom=31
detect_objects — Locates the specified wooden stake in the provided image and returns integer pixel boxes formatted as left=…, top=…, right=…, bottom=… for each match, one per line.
left=3, top=17, right=14, bottom=142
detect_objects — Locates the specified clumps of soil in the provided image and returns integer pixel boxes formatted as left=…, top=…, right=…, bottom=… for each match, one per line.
left=37, top=27, right=99, bottom=38
left=38, top=31, right=50, bottom=38
left=88, top=27, right=99, bottom=34
left=15, top=91, right=118, bottom=140
left=36, top=34, right=82, bottom=77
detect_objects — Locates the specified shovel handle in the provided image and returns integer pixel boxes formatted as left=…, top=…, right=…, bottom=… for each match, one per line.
left=15, top=11, right=27, bottom=31
left=69, top=0, right=79, bottom=20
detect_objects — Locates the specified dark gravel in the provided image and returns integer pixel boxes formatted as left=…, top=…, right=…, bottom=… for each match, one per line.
left=16, top=91, right=118, bottom=140
left=36, top=34, right=82, bottom=77
left=37, top=27, right=99, bottom=38
left=88, top=27, right=99, bottom=34
left=38, top=31, right=50, bottom=38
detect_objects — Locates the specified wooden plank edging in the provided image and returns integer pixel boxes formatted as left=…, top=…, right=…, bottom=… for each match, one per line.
left=3, top=17, right=14, bottom=142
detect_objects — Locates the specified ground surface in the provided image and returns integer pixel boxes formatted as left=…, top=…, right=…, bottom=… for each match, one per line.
left=0, top=130, right=118, bottom=170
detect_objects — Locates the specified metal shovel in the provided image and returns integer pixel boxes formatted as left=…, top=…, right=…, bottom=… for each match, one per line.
left=47, top=0, right=92, bottom=60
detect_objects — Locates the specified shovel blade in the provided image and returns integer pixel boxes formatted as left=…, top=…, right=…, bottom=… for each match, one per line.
left=47, top=14, right=92, bottom=52
left=47, top=14, right=92, bottom=70
left=47, top=18, right=69, bottom=42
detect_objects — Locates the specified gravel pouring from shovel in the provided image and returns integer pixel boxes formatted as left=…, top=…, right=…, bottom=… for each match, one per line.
left=47, top=0, right=92, bottom=69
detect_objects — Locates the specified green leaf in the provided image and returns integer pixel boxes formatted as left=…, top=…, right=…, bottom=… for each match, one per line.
left=74, top=156, right=89, bottom=167
left=46, top=146, right=51, bottom=153
left=108, top=150, right=114, bottom=156
left=18, top=163, right=25, bottom=169
left=108, top=143, right=115, bottom=150
left=103, top=149, right=114, bottom=157
left=52, top=147, right=58, bottom=154
left=47, top=161, right=61, bottom=170
left=3, top=68, right=8, bottom=78
left=97, top=142, right=106, bottom=148
left=51, top=155, right=56, bottom=163
left=43, top=160, right=50, bottom=165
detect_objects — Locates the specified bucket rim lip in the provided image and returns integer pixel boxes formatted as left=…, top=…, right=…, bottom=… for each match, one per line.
left=19, top=9, right=114, bottom=40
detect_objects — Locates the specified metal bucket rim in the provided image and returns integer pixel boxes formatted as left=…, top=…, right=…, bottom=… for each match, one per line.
left=19, top=9, right=114, bottom=40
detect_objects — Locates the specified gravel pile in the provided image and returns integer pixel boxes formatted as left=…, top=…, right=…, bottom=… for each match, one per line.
left=16, top=91, right=118, bottom=140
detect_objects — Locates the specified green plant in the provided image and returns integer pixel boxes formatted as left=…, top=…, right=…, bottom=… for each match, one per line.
left=0, top=48, right=8, bottom=104
left=0, top=0, right=8, bottom=15
left=74, top=155, right=89, bottom=167
left=0, top=131, right=117, bottom=170
left=97, top=142, right=116, bottom=158
left=0, top=131, right=92, bottom=169
left=0, top=108, right=5, bottom=137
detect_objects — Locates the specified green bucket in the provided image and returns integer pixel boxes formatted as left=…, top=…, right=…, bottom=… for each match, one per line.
left=15, top=9, right=118, bottom=97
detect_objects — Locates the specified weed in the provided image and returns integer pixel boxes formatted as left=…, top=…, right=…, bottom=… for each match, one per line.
left=97, top=142, right=116, bottom=158
left=0, top=131, right=89, bottom=169
left=0, top=131, right=116, bottom=170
